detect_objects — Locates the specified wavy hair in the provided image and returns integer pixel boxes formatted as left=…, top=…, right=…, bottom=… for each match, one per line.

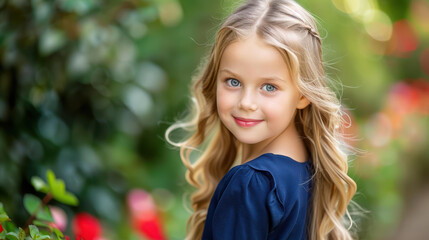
left=166, top=0, right=357, bottom=239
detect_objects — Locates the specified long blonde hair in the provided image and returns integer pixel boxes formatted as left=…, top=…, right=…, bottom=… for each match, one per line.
left=166, top=0, right=357, bottom=239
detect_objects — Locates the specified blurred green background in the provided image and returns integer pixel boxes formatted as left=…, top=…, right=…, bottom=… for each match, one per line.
left=0, top=0, right=428, bottom=239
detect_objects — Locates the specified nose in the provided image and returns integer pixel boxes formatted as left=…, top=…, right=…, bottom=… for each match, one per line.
left=238, top=89, right=258, bottom=111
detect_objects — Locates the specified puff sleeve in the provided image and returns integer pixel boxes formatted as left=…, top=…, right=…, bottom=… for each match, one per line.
left=202, top=166, right=284, bottom=240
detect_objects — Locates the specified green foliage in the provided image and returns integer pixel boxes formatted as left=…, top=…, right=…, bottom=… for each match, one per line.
left=45, top=170, right=78, bottom=206
left=29, top=225, right=50, bottom=240
left=5, top=228, right=25, bottom=240
left=0, top=0, right=214, bottom=237
left=31, top=178, right=50, bottom=194
left=0, top=170, right=77, bottom=240
left=24, top=195, right=54, bottom=222
left=0, top=203, right=10, bottom=222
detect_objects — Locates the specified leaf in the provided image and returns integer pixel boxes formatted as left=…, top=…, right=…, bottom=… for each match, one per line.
left=0, top=212, right=10, bottom=222
left=0, top=202, right=10, bottom=222
left=36, top=234, right=51, bottom=240
left=46, top=170, right=57, bottom=192
left=53, top=228, right=64, bottom=238
left=36, top=229, right=52, bottom=240
left=18, top=228, right=25, bottom=240
left=6, top=232, right=19, bottom=240
left=51, top=179, right=66, bottom=199
left=2, top=221, right=16, bottom=232
left=24, top=194, right=42, bottom=215
left=47, top=170, right=66, bottom=197
left=31, top=177, right=50, bottom=194
left=45, top=170, right=78, bottom=206
left=0, top=212, right=9, bottom=222
left=53, top=192, right=78, bottom=206
left=24, top=194, right=54, bottom=222
left=29, top=225, right=39, bottom=238
left=33, top=219, right=52, bottom=230
left=37, top=206, right=54, bottom=222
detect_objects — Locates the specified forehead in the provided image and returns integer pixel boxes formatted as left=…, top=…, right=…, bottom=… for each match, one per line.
left=218, top=34, right=290, bottom=79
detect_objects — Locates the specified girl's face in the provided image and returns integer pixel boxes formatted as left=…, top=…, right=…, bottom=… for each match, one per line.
left=216, top=34, right=309, bottom=146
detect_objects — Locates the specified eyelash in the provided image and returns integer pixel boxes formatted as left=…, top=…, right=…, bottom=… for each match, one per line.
left=225, top=78, right=278, bottom=92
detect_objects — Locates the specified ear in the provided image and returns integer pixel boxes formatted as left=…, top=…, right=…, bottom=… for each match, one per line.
left=296, top=95, right=311, bottom=109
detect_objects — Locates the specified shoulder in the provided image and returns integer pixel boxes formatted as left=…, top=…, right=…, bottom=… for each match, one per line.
left=219, top=163, right=274, bottom=195
left=217, top=153, right=312, bottom=203
left=216, top=163, right=285, bottom=221
left=204, top=161, right=288, bottom=238
left=243, top=153, right=313, bottom=202
left=214, top=163, right=279, bottom=208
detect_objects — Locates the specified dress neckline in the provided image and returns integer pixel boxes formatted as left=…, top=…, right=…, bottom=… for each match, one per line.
left=245, top=153, right=311, bottom=166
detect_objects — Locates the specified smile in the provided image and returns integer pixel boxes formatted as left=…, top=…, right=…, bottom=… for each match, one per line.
left=233, top=116, right=264, bottom=127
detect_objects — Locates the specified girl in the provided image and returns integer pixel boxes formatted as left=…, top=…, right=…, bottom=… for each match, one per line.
left=166, top=0, right=357, bottom=239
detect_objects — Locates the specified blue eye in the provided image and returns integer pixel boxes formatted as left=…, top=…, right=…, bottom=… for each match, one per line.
left=262, top=84, right=276, bottom=92
left=226, top=78, right=241, bottom=87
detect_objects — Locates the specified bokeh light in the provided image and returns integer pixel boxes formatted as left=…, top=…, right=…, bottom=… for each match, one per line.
left=411, top=0, right=429, bottom=34
left=331, top=0, right=364, bottom=15
left=365, top=112, right=392, bottom=147
left=387, top=20, right=419, bottom=56
left=158, top=0, right=183, bottom=27
left=363, top=9, right=392, bottom=42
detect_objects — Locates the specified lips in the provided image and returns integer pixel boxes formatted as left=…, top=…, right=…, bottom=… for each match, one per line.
left=233, top=116, right=263, bottom=127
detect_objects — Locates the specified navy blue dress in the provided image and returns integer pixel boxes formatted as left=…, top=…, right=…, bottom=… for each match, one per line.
left=202, top=153, right=313, bottom=240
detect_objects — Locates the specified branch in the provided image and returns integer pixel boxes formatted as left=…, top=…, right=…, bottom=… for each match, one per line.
left=23, top=193, right=53, bottom=234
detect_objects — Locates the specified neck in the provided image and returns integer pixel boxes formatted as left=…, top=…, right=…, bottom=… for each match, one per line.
left=240, top=122, right=307, bottom=164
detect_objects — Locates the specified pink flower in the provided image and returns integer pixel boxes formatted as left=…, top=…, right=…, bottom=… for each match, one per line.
left=49, top=206, right=68, bottom=231
left=127, top=189, right=166, bottom=240
left=72, top=212, right=102, bottom=240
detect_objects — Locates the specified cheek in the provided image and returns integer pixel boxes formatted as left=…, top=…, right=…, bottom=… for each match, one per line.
left=216, top=87, right=232, bottom=116
left=261, top=96, right=298, bottom=122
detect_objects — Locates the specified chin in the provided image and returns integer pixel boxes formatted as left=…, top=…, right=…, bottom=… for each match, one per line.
left=231, top=134, right=263, bottom=145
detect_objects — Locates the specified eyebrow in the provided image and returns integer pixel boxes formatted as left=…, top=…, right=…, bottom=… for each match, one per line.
left=218, top=68, right=287, bottom=83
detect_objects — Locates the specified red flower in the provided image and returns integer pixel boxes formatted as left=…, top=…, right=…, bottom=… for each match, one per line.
left=387, top=19, right=419, bottom=57
left=127, top=189, right=166, bottom=240
left=0, top=223, right=3, bottom=233
left=72, top=213, right=102, bottom=240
